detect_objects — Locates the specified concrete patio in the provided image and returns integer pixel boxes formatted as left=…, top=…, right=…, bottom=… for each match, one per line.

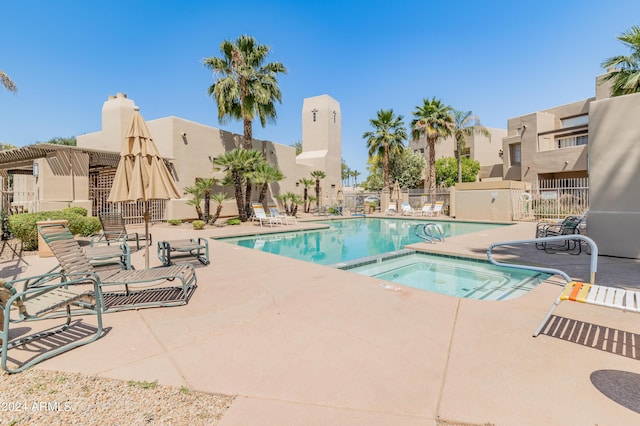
left=2, top=217, right=640, bottom=425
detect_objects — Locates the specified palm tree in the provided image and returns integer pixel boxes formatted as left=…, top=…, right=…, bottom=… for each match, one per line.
left=0, top=70, right=17, bottom=93
left=214, top=148, right=264, bottom=221
left=452, top=110, right=491, bottom=183
left=411, top=98, right=454, bottom=199
left=310, top=170, right=326, bottom=211
left=298, top=178, right=314, bottom=212
left=210, top=192, right=229, bottom=224
left=363, top=109, right=407, bottom=190
left=352, top=170, right=361, bottom=188
left=195, top=178, right=217, bottom=223
left=601, top=26, right=640, bottom=96
left=184, top=184, right=204, bottom=220
left=204, top=35, right=287, bottom=150
left=252, top=163, right=284, bottom=204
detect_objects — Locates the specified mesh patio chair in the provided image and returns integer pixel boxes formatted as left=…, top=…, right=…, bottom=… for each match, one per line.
left=39, top=224, right=197, bottom=313
left=92, top=213, right=151, bottom=251
left=1, top=273, right=103, bottom=373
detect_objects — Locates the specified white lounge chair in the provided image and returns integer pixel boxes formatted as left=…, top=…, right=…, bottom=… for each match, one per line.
left=268, top=204, right=297, bottom=225
left=252, top=203, right=282, bottom=227
left=401, top=202, right=417, bottom=216
left=385, top=205, right=398, bottom=215
left=420, top=203, right=433, bottom=216
left=432, top=201, right=444, bottom=216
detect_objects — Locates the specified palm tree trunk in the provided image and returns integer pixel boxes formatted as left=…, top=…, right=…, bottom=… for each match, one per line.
left=383, top=143, right=390, bottom=189
left=243, top=118, right=253, bottom=150
left=258, top=183, right=268, bottom=203
left=244, top=182, right=253, bottom=219
left=303, top=188, right=309, bottom=213
left=315, top=181, right=320, bottom=210
left=233, top=172, right=247, bottom=221
left=456, top=138, right=463, bottom=183
left=429, top=136, right=437, bottom=201
left=211, top=204, right=223, bottom=225
left=204, top=192, right=211, bottom=223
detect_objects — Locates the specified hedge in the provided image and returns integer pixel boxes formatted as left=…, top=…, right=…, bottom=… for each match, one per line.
left=8, top=208, right=101, bottom=251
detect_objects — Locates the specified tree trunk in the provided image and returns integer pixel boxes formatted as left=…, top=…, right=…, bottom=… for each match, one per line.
left=315, top=181, right=320, bottom=210
left=258, top=183, right=268, bottom=204
left=429, top=136, right=437, bottom=201
left=303, top=188, right=309, bottom=213
left=244, top=182, right=253, bottom=220
left=383, top=143, right=389, bottom=189
left=210, top=204, right=223, bottom=225
left=456, top=138, right=463, bottom=183
left=243, top=117, right=253, bottom=150
left=233, top=172, right=247, bottom=221
left=204, top=192, right=211, bottom=223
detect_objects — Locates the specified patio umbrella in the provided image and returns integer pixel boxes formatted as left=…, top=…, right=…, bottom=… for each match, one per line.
left=108, top=107, right=181, bottom=268
left=391, top=181, right=401, bottom=210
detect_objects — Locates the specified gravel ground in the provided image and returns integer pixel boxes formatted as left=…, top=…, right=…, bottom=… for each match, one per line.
left=1, top=369, right=234, bottom=425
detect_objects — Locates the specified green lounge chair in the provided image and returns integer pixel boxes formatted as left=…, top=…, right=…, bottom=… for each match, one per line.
left=39, top=225, right=197, bottom=313
left=1, top=273, right=103, bottom=373
left=92, top=213, right=151, bottom=251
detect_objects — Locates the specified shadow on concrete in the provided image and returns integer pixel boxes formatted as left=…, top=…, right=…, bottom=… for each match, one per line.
left=591, top=370, right=640, bottom=414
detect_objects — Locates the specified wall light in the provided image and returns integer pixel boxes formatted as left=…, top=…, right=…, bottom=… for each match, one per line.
left=32, top=162, right=39, bottom=178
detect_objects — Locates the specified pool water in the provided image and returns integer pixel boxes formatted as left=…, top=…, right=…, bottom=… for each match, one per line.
left=221, top=218, right=506, bottom=265
left=344, top=252, right=549, bottom=300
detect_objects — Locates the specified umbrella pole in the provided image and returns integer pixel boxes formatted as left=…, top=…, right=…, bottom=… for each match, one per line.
left=144, top=202, right=150, bottom=269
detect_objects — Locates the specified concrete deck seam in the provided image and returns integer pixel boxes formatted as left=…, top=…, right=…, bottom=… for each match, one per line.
left=434, top=298, right=461, bottom=421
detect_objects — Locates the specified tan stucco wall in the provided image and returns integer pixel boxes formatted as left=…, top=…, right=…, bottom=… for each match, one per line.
left=453, top=181, right=529, bottom=221
left=588, top=92, right=640, bottom=258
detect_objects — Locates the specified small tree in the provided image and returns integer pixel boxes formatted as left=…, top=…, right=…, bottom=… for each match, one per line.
left=298, top=178, right=314, bottom=212
left=210, top=192, right=229, bottom=224
left=435, top=156, right=480, bottom=187
left=310, top=170, right=326, bottom=211
left=184, top=184, right=204, bottom=219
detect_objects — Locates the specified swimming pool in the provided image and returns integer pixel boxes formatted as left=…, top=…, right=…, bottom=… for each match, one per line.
left=218, top=218, right=546, bottom=300
left=221, top=218, right=506, bottom=265
left=343, top=251, right=548, bottom=300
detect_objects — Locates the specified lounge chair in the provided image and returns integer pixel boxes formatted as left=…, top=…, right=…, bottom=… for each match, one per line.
left=39, top=224, right=197, bottom=313
left=157, top=238, right=210, bottom=266
left=401, top=202, right=417, bottom=216
left=40, top=223, right=131, bottom=270
left=385, top=205, right=398, bottom=215
left=1, top=273, right=103, bottom=373
left=535, top=215, right=584, bottom=254
left=432, top=201, right=444, bottom=216
left=252, top=203, right=282, bottom=227
left=92, top=213, right=151, bottom=251
left=268, top=204, right=297, bottom=224
left=420, top=203, right=433, bottom=216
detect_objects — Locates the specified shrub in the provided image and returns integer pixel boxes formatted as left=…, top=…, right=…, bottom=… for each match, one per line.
left=8, top=210, right=101, bottom=251
left=168, top=219, right=182, bottom=226
left=192, top=220, right=205, bottom=230
left=226, top=218, right=241, bottom=225
left=62, top=206, right=88, bottom=216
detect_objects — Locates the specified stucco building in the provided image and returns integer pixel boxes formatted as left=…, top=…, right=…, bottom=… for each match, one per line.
left=1, top=93, right=342, bottom=221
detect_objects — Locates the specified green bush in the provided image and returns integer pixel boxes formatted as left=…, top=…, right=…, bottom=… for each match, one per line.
left=168, top=219, right=182, bottom=226
left=226, top=218, right=241, bottom=225
left=192, top=220, right=205, bottom=230
left=8, top=210, right=101, bottom=251
left=62, top=206, right=88, bottom=216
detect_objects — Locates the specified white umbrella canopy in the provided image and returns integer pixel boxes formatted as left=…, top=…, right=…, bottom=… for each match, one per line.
left=108, top=107, right=181, bottom=267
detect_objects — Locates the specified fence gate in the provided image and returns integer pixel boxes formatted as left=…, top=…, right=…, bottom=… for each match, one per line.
left=531, top=178, right=589, bottom=220
left=90, top=169, right=167, bottom=224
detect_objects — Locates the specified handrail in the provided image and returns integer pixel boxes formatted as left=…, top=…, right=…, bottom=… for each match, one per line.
left=425, top=223, right=445, bottom=242
left=486, top=235, right=598, bottom=284
left=413, top=224, right=434, bottom=243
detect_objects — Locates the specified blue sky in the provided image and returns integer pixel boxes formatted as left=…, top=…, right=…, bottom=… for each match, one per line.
left=1, top=1, right=639, bottom=176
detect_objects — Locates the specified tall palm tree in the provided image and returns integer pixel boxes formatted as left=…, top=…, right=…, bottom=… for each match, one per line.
left=601, top=25, right=640, bottom=96
left=363, top=109, right=407, bottom=190
left=252, top=163, right=284, bottom=204
left=214, top=148, right=264, bottom=221
left=352, top=170, right=361, bottom=188
left=0, top=70, right=17, bottom=93
left=310, top=170, right=326, bottom=211
left=411, top=98, right=454, bottom=199
left=298, top=178, right=314, bottom=213
left=452, top=110, right=491, bottom=183
left=204, top=35, right=287, bottom=150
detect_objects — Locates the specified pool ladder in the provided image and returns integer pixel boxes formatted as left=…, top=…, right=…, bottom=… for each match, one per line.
left=413, top=223, right=445, bottom=244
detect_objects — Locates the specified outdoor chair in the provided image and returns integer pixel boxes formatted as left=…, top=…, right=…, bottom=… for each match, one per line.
left=39, top=224, right=197, bottom=313
left=1, top=273, right=103, bottom=373
left=40, top=223, right=131, bottom=271
left=157, top=238, right=210, bottom=267
left=252, top=203, right=282, bottom=227
left=401, top=202, right=417, bottom=216
left=92, top=214, right=151, bottom=251
left=420, top=203, right=433, bottom=216
left=268, top=204, right=297, bottom=224
left=432, top=201, right=444, bottom=216
left=535, top=215, right=584, bottom=254
left=385, top=205, right=398, bottom=215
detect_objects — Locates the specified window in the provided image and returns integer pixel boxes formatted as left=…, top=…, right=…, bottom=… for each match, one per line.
left=312, top=109, right=318, bottom=122
left=510, top=143, right=521, bottom=165
left=333, top=111, right=336, bottom=123
left=557, top=135, right=588, bottom=148
left=561, top=115, right=588, bottom=128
